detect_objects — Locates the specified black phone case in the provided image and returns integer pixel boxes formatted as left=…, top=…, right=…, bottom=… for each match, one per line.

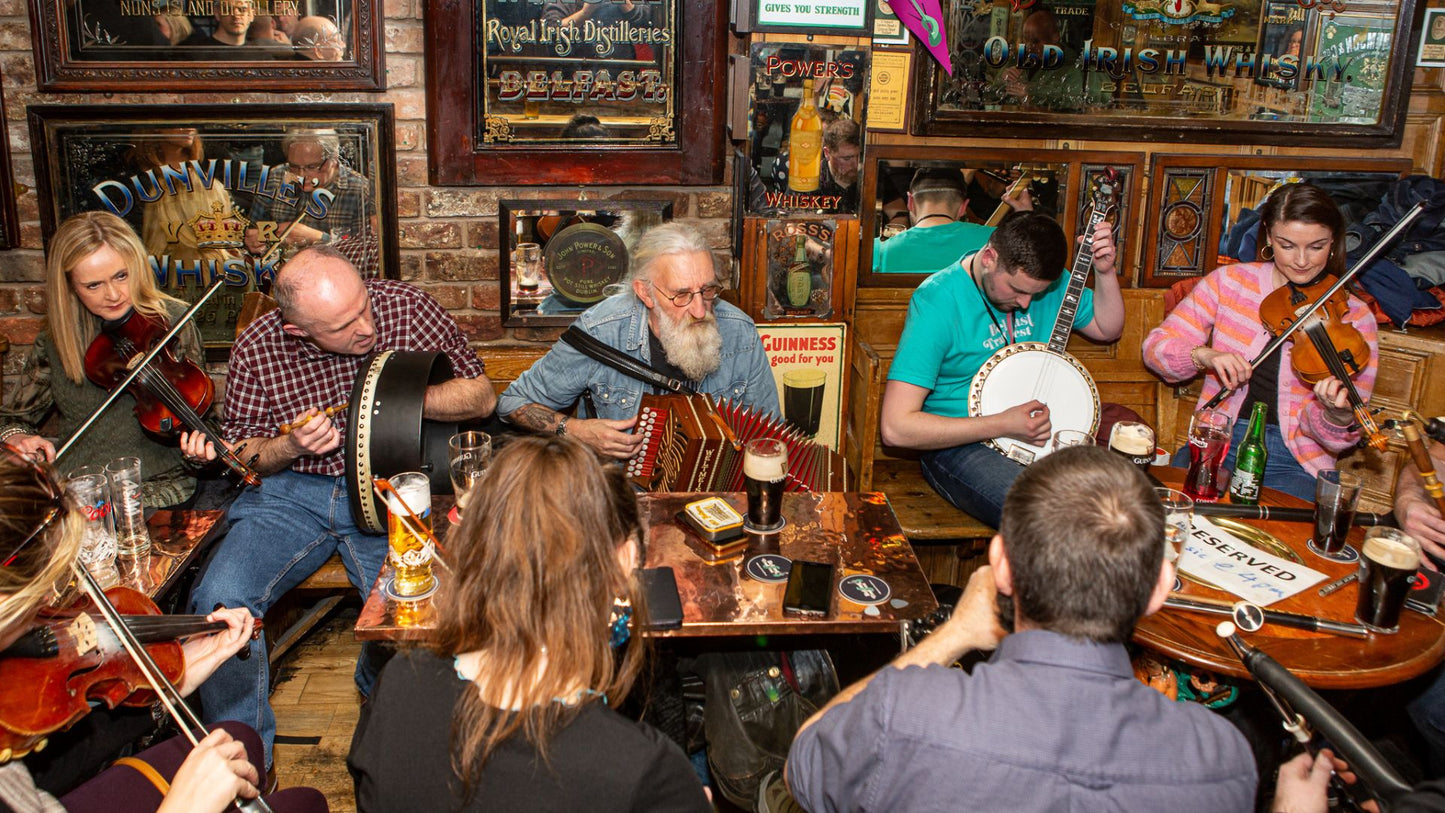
left=783, top=560, right=834, bottom=617
left=641, top=567, right=684, bottom=629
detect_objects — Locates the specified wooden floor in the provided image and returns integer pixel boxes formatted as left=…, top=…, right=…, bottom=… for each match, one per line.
left=271, top=605, right=364, bottom=813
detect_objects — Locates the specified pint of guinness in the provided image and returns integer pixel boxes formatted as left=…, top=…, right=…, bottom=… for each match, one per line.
left=1354, top=527, right=1421, bottom=633
left=1108, top=421, right=1155, bottom=473
left=743, top=438, right=788, bottom=533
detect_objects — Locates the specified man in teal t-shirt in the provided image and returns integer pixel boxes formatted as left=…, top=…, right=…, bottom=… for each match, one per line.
left=873, top=168, right=1024, bottom=276
left=879, top=212, right=1125, bottom=527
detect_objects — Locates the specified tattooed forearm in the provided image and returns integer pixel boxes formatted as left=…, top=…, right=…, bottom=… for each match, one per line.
left=506, top=403, right=563, bottom=432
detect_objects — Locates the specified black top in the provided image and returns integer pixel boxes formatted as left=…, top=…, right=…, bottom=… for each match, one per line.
left=1240, top=349, right=1282, bottom=426
left=348, top=650, right=709, bottom=813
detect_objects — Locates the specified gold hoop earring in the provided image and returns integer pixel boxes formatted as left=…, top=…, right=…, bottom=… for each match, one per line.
left=1260, top=243, right=1274, bottom=261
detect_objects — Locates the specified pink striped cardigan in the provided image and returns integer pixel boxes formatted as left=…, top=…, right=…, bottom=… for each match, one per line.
left=1142, top=262, right=1378, bottom=477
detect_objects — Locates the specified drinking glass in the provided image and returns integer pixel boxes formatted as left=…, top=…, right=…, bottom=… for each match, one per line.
left=1052, top=429, right=1094, bottom=452
left=1182, top=409, right=1234, bottom=502
left=65, top=467, right=119, bottom=588
left=1108, top=421, right=1155, bottom=472
left=386, top=472, right=435, bottom=598
left=105, top=456, right=150, bottom=558
left=448, top=431, right=492, bottom=515
left=1309, top=469, right=1363, bottom=562
left=1355, top=527, right=1421, bottom=633
left=743, top=438, right=788, bottom=532
left=1155, top=487, right=1194, bottom=565
left=515, top=242, right=543, bottom=292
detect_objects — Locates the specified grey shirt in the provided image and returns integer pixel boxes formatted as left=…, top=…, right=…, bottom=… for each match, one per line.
left=787, top=629, right=1257, bottom=813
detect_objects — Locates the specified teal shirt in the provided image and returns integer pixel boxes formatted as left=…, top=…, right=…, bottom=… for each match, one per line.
left=873, top=221, right=995, bottom=274
left=888, top=257, right=1096, bottom=419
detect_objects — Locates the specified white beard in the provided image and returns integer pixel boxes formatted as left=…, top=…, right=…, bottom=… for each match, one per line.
left=653, top=310, right=722, bottom=381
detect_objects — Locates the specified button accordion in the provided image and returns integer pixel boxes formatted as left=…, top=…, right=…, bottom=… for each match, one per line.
left=625, top=393, right=845, bottom=492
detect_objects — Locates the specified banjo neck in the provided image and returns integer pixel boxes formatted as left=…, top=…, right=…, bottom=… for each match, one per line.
left=1046, top=204, right=1109, bottom=354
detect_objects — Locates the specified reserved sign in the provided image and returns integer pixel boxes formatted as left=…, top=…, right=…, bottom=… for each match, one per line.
left=1177, top=517, right=1326, bottom=606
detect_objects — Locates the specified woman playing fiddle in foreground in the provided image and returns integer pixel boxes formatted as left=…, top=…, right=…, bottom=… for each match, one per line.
left=349, top=436, right=709, bottom=812
left=0, top=450, right=327, bottom=812
left=0, top=212, right=218, bottom=508
left=1143, top=183, right=1378, bottom=501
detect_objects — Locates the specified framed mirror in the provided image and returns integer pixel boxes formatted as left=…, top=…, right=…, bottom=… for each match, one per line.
left=858, top=145, right=1143, bottom=288
left=30, top=103, right=398, bottom=351
left=0, top=71, right=16, bottom=251
left=1143, top=153, right=1413, bottom=287
left=912, top=0, right=1421, bottom=147
left=31, top=0, right=385, bottom=91
left=500, top=199, right=673, bottom=327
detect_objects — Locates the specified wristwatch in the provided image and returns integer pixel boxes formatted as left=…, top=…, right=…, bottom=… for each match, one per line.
left=555, top=416, right=569, bottom=437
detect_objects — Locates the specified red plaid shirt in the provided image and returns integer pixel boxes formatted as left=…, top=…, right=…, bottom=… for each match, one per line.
left=223, top=279, right=487, bottom=476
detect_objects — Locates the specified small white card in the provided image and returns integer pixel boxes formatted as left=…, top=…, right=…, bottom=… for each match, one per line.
left=1177, top=517, right=1327, bottom=606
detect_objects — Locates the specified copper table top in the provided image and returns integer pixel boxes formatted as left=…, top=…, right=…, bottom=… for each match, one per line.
left=1134, top=468, right=1445, bottom=690
left=112, top=509, right=225, bottom=600
left=355, top=492, right=938, bottom=641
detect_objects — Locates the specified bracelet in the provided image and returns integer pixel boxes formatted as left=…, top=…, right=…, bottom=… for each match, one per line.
left=1189, top=346, right=1208, bottom=372
left=0, top=425, right=30, bottom=444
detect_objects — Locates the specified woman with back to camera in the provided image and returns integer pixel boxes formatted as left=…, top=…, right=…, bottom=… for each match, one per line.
left=1142, top=183, right=1378, bottom=501
left=348, top=435, right=709, bottom=812
left=0, top=212, right=219, bottom=508
left=0, top=449, right=328, bottom=812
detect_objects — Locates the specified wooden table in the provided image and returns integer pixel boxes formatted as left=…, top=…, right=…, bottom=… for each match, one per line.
left=113, top=509, right=225, bottom=602
left=355, top=492, right=938, bottom=641
left=1133, top=469, right=1445, bottom=689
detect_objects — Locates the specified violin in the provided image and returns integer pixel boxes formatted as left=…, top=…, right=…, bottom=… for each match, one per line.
left=1258, top=275, right=1388, bottom=452
left=83, top=310, right=261, bottom=487
left=0, top=585, right=260, bottom=761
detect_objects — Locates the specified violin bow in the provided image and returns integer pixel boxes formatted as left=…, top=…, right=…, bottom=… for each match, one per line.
left=1201, top=200, right=1427, bottom=411
left=71, top=562, right=275, bottom=812
left=54, top=275, right=232, bottom=464
left=257, top=210, right=308, bottom=269
left=371, top=477, right=451, bottom=572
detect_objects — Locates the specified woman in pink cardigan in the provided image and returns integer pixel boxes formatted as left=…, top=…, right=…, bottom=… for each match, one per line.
left=1143, top=183, right=1377, bottom=502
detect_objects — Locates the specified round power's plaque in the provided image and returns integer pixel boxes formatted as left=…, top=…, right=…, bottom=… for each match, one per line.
left=838, top=574, right=890, bottom=605
left=545, top=222, right=628, bottom=307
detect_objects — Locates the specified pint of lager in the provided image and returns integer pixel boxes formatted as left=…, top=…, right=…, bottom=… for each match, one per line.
left=743, top=438, right=788, bottom=532
left=387, top=471, right=435, bottom=597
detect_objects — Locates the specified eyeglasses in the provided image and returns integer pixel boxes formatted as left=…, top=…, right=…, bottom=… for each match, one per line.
left=649, top=282, right=723, bottom=308
left=0, top=445, right=65, bottom=568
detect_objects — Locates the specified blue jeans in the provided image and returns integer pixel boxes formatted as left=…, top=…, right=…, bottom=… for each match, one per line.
left=189, top=470, right=387, bottom=768
left=1169, top=420, right=1316, bottom=503
left=919, top=443, right=1020, bottom=530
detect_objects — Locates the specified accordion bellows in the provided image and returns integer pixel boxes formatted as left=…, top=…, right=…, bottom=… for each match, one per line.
left=626, top=393, right=846, bottom=492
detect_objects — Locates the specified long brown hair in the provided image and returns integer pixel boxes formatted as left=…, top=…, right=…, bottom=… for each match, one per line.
left=0, top=453, right=83, bottom=635
left=44, top=211, right=184, bottom=383
left=434, top=436, right=647, bottom=791
left=1256, top=182, right=1347, bottom=279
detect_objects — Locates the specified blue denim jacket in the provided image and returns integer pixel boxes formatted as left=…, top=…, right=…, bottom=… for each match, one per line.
left=497, top=294, right=780, bottom=421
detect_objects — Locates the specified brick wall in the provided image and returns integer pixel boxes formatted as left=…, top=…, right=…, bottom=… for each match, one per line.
left=0, top=0, right=735, bottom=394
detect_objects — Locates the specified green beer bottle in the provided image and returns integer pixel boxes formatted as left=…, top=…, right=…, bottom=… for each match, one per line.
left=786, top=236, right=812, bottom=308
left=1228, top=402, right=1269, bottom=505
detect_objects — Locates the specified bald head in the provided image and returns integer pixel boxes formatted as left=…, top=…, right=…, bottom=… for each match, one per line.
left=291, top=15, right=344, bottom=61
left=275, top=248, right=377, bottom=355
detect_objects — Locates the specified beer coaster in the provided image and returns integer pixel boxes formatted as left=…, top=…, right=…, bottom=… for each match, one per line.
left=745, top=554, right=792, bottom=583
left=1306, top=540, right=1360, bottom=564
left=381, top=576, right=438, bottom=603
left=838, top=574, right=891, bottom=606
left=743, top=516, right=786, bottom=534
left=447, top=505, right=461, bottom=525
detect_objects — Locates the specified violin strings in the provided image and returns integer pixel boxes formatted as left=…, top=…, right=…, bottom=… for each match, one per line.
left=115, top=336, right=249, bottom=477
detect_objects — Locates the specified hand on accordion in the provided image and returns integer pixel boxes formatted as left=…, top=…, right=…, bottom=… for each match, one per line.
left=570, top=416, right=642, bottom=460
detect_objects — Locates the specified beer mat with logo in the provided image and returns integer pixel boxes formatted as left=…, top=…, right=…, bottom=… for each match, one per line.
left=745, top=554, right=792, bottom=583
left=1407, top=568, right=1444, bottom=617
left=838, top=574, right=890, bottom=605
left=1176, top=517, right=1326, bottom=607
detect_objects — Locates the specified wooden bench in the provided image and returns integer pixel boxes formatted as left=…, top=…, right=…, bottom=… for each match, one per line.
left=843, top=288, right=1174, bottom=583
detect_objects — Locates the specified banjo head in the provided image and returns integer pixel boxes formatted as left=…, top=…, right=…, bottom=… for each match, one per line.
left=968, top=342, right=1100, bottom=466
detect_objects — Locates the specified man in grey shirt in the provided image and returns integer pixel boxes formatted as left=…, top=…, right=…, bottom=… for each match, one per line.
left=786, top=446, right=1257, bottom=812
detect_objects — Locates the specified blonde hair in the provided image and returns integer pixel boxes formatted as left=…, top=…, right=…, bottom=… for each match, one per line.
left=433, top=436, right=647, bottom=795
left=0, top=456, right=83, bottom=634
left=44, top=212, right=183, bottom=383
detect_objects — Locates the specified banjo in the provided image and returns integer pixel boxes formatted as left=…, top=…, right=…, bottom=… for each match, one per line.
left=968, top=172, right=1117, bottom=465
